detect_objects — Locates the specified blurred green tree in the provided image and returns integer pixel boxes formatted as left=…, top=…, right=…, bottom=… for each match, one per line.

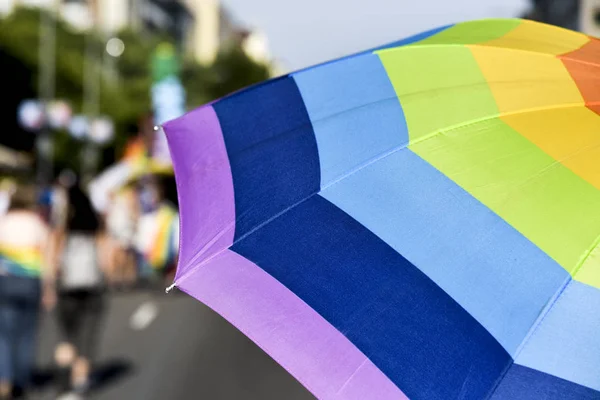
left=183, top=46, right=272, bottom=109
left=0, top=6, right=272, bottom=173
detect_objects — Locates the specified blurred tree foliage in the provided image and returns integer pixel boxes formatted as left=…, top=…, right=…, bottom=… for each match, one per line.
left=0, top=6, right=272, bottom=173
left=182, top=45, right=271, bottom=109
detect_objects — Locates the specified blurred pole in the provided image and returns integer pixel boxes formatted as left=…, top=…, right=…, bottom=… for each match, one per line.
left=104, top=38, right=119, bottom=86
left=36, top=1, right=57, bottom=185
left=81, top=29, right=101, bottom=185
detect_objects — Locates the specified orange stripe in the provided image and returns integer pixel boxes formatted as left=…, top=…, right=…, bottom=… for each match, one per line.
left=559, top=37, right=600, bottom=115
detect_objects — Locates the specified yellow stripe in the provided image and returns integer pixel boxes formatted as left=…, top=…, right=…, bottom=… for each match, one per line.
left=469, top=44, right=584, bottom=114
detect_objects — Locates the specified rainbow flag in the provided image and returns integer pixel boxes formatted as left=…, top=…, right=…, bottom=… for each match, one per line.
left=163, top=19, right=600, bottom=400
left=143, top=205, right=178, bottom=273
left=0, top=244, right=43, bottom=278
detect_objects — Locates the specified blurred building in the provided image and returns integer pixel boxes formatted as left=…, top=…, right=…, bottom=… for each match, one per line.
left=523, top=0, right=579, bottom=30
left=239, top=29, right=270, bottom=64
left=1, top=0, right=194, bottom=48
left=183, top=0, right=220, bottom=64
left=522, top=0, right=600, bottom=35
left=0, top=0, right=273, bottom=66
left=580, top=0, right=600, bottom=36
left=184, top=1, right=273, bottom=66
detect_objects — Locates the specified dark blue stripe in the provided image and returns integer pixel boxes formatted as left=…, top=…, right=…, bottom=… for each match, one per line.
left=491, top=365, right=600, bottom=399
left=232, top=195, right=511, bottom=400
left=213, top=77, right=321, bottom=240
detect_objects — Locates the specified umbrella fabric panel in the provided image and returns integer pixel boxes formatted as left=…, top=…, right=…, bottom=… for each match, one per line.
left=320, top=148, right=569, bottom=356
left=407, top=112, right=600, bottom=278
left=514, top=280, right=600, bottom=392
left=490, top=365, right=600, bottom=400
left=213, top=77, right=321, bottom=242
left=231, top=195, right=511, bottom=400
left=500, top=107, right=600, bottom=193
left=293, top=53, right=408, bottom=187
left=165, top=107, right=235, bottom=282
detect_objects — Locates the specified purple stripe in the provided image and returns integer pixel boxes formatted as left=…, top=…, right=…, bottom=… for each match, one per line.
left=177, top=249, right=406, bottom=400
left=163, top=106, right=236, bottom=280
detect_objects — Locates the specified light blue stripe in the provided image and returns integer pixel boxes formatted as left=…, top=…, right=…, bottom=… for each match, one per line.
left=516, top=280, right=600, bottom=391
left=321, top=148, right=568, bottom=355
left=374, top=24, right=453, bottom=50
left=293, top=54, right=408, bottom=186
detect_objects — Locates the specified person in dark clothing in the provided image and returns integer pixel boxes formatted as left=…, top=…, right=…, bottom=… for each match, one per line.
left=50, top=181, right=109, bottom=397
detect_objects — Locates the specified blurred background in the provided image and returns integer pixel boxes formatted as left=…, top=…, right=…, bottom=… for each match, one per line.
left=0, top=0, right=596, bottom=399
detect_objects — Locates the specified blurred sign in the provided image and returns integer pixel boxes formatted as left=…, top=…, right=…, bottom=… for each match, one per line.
left=89, top=117, right=114, bottom=145
left=68, top=115, right=89, bottom=139
left=17, top=99, right=45, bottom=131
left=47, top=100, right=72, bottom=129
left=150, top=42, right=186, bottom=165
left=151, top=42, right=179, bottom=83
left=151, top=76, right=185, bottom=124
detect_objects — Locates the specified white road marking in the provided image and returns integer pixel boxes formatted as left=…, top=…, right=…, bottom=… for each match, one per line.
left=130, top=301, right=159, bottom=330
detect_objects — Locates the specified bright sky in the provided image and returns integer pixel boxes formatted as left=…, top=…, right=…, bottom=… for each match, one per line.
left=222, top=0, right=530, bottom=70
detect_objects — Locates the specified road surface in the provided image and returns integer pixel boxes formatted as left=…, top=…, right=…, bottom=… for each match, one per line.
left=32, top=289, right=314, bottom=400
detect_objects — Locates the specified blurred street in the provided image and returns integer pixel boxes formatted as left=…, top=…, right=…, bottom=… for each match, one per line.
left=32, top=289, right=313, bottom=400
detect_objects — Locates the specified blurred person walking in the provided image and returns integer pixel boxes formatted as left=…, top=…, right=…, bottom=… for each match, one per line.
left=128, top=178, right=179, bottom=333
left=0, top=184, right=55, bottom=399
left=105, top=186, right=138, bottom=289
left=50, top=180, right=109, bottom=398
left=0, top=180, right=15, bottom=217
left=135, top=178, right=179, bottom=285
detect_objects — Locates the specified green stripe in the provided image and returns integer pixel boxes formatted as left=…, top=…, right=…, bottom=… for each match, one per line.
left=377, top=45, right=499, bottom=142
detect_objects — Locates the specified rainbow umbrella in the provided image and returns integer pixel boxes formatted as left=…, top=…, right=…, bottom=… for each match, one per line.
left=163, top=19, right=600, bottom=400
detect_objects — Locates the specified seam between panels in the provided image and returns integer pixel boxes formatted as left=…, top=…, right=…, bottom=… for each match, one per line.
left=572, top=232, right=600, bottom=279
left=485, top=274, right=573, bottom=399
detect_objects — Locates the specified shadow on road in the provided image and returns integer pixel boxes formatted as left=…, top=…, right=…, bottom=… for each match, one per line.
left=31, top=358, right=134, bottom=394
left=89, top=358, right=134, bottom=392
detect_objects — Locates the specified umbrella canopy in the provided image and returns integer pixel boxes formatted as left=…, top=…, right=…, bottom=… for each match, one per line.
left=163, top=19, right=600, bottom=400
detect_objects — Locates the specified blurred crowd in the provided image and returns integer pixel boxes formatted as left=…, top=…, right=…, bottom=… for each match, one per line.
left=0, top=171, right=179, bottom=400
